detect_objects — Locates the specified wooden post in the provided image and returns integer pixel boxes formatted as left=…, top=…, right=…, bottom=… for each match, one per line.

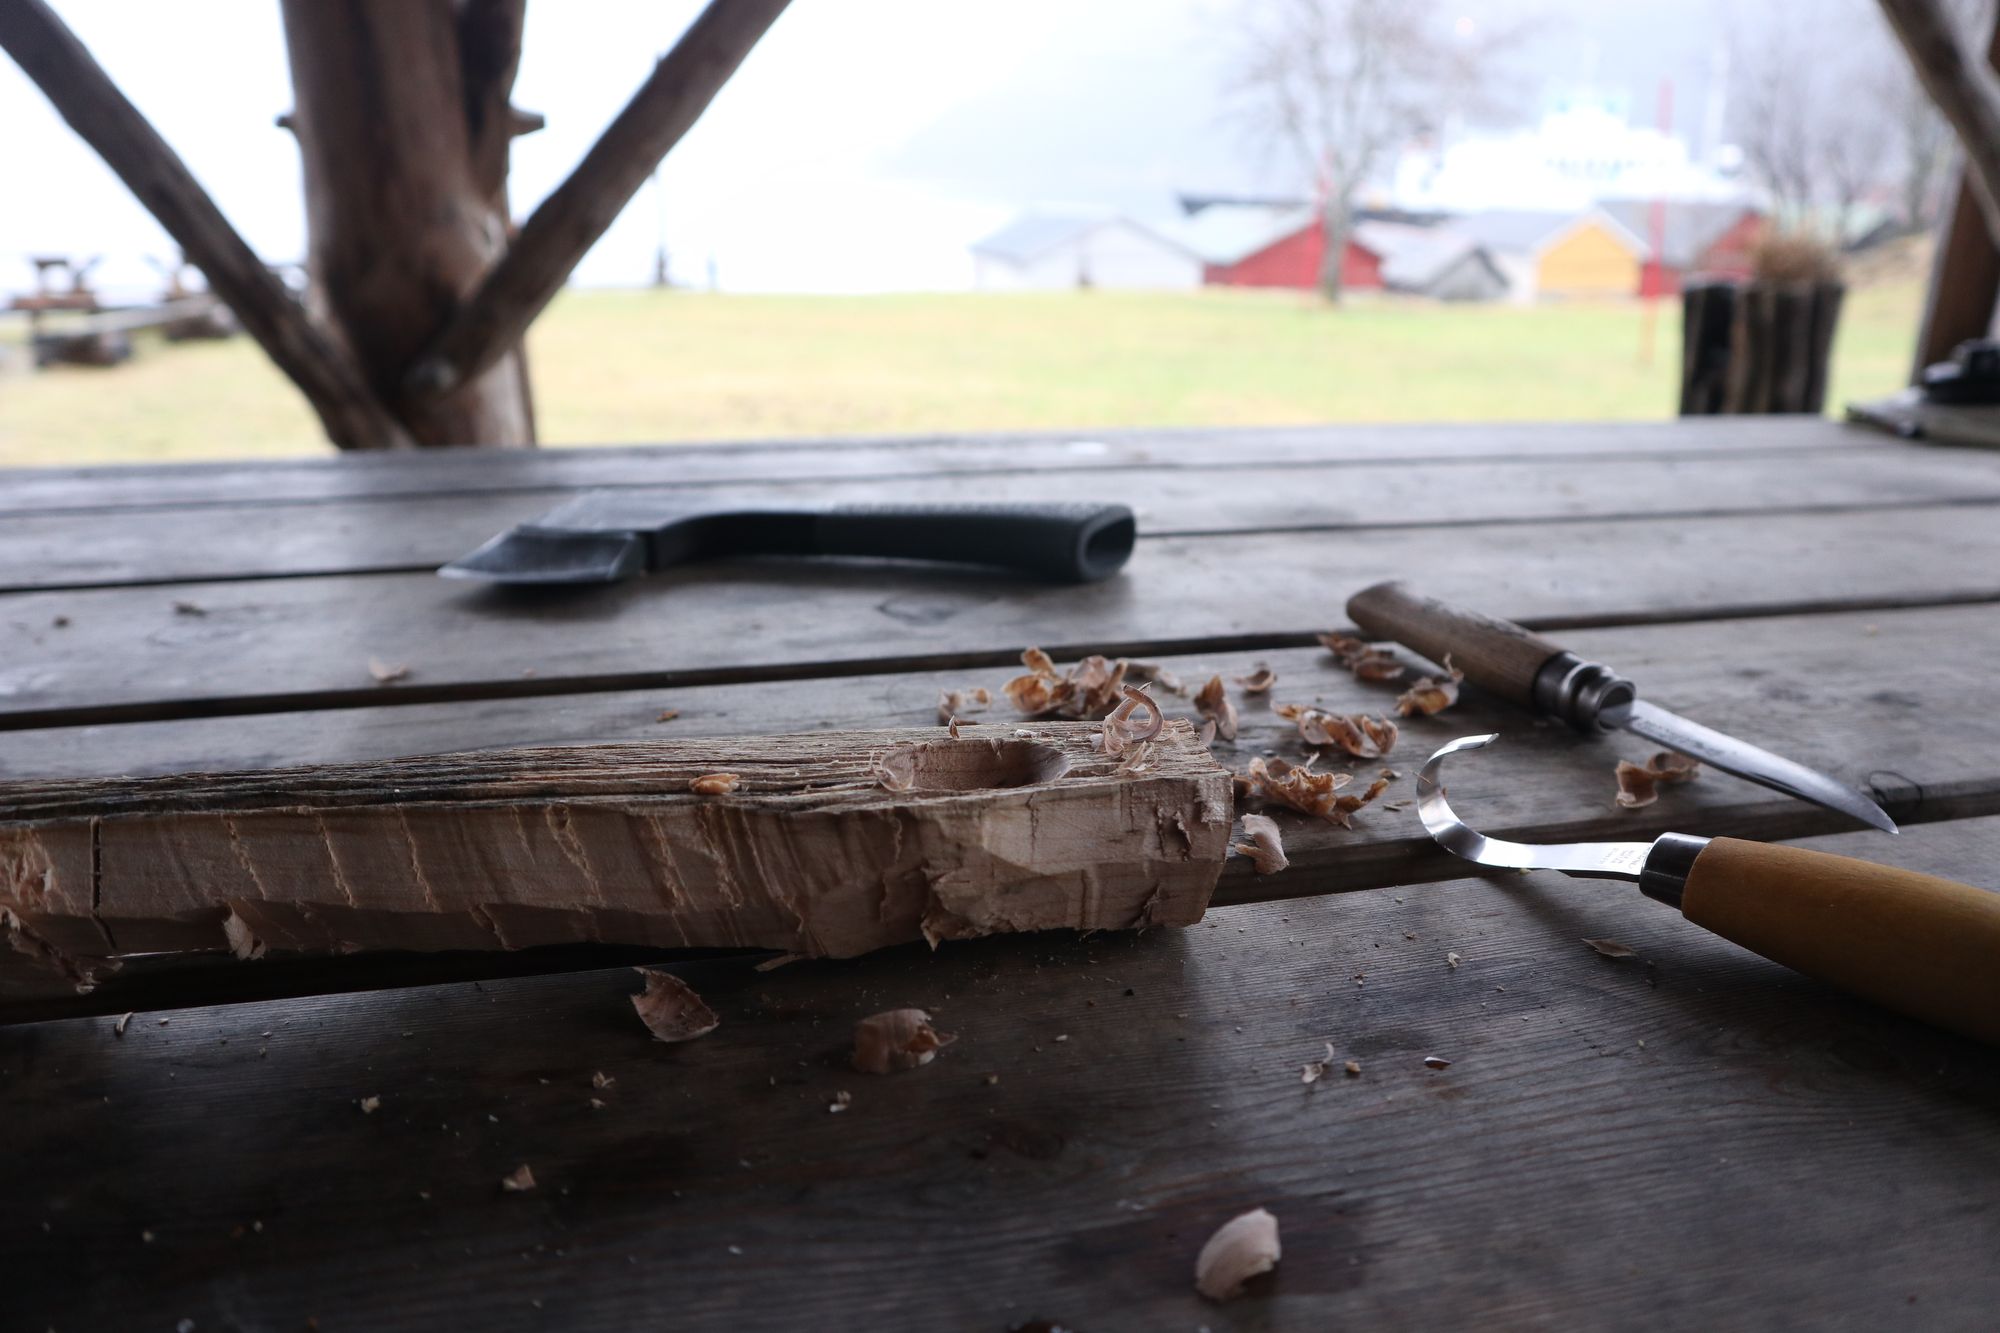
left=1906, top=2, right=2000, bottom=377
left=280, top=0, right=535, bottom=447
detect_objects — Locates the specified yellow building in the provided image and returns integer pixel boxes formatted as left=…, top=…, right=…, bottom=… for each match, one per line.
left=1460, top=208, right=1650, bottom=301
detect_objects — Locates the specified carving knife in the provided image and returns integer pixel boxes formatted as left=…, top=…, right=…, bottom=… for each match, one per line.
left=439, top=494, right=1137, bottom=586
left=1347, top=581, right=1897, bottom=832
left=1418, top=735, right=1998, bottom=1045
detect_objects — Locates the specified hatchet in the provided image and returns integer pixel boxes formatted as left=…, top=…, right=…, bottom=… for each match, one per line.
left=439, top=493, right=1137, bottom=586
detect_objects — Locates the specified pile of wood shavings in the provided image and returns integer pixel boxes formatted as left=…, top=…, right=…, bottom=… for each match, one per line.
left=1274, top=704, right=1398, bottom=758
left=1318, top=633, right=1405, bottom=681
left=1238, top=756, right=1390, bottom=826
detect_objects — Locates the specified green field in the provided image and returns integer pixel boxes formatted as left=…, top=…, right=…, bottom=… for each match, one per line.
left=0, top=281, right=1925, bottom=467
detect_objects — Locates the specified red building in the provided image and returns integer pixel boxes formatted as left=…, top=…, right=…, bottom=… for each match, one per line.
left=1607, top=202, right=1766, bottom=298
left=1201, top=218, right=1385, bottom=290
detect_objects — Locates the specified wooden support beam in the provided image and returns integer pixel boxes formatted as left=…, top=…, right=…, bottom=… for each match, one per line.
left=457, top=0, right=530, bottom=209
left=0, top=724, right=1232, bottom=1005
left=1910, top=4, right=2000, bottom=377
left=405, top=0, right=793, bottom=400
left=0, top=0, right=409, bottom=450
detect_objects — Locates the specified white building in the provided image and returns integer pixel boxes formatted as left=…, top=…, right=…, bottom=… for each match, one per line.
left=971, top=212, right=1203, bottom=291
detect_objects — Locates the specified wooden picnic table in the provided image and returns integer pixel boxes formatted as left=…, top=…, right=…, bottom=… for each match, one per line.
left=4, top=417, right=1999, bottom=1330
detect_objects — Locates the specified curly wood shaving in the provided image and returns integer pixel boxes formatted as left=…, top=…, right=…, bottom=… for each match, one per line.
left=1194, top=674, right=1239, bottom=741
left=852, top=1008, right=954, bottom=1073
left=1614, top=751, right=1701, bottom=809
left=1301, top=1041, right=1335, bottom=1083
left=501, top=1164, right=537, bottom=1192
left=1234, top=666, right=1277, bottom=694
left=936, top=686, right=992, bottom=725
left=1231, top=813, right=1289, bottom=874
left=1423, top=1055, right=1453, bottom=1069
left=1584, top=937, right=1638, bottom=958
left=1275, top=704, right=1398, bottom=758
left=1395, top=657, right=1465, bottom=717
left=947, top=716, right=962, bottom=739
left=1195, top=1207, right=1281, bottom=1301
left=1098, top=684, right=1164, bottom=756
left=1317, top=632, right=1405, bottom=682
left=367, top=657, right=410, bottom=685
left=630, top=968, right=720, bottom=1043
left=1198, top=718, right=1218, bottom=747
left=688, top=772, right=741, bottom=795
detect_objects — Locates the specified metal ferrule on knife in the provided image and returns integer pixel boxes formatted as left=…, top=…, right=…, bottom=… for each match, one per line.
left=1530, top=651, right=1637, bottom=733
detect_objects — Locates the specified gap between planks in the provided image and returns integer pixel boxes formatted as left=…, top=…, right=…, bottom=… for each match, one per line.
left=4, top=586, right=1999, bottom=734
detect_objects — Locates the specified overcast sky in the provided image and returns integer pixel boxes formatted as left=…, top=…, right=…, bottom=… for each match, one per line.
left=3, top=0, right=1755, bottom=297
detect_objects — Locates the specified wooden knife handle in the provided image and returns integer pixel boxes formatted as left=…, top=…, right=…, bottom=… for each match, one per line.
left=1681, top=838, right=2000, bottom=1045
left=1345, top=581, right=1564, bottom=709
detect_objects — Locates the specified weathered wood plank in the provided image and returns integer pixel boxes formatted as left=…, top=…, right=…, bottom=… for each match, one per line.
left=6, top=505, right=2000, bottom=728
left=0, top=724, right=1229, bottom=998
left=12, top=448, right=2000, bottom=591
left=6, top=814, right=1995, bottom=1330
left=8, top=604, right=1994, bottom=1019
left=0, top=418, right=1886, bottom=515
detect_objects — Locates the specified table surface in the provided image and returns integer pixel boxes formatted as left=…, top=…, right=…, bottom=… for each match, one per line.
left=5, top=418, right=2000, bottom=1331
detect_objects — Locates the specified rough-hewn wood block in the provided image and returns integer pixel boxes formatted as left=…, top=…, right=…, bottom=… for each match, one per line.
left=0, top=722, right=1232, bottom=992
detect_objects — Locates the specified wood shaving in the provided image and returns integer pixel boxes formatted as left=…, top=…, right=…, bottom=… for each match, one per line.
left=1343, top=1060, right=1361, bottom=1076
left=222, top=910, right=266, bottom=961
left=1126, top=661, right=1187, bottom=695
left=828, top=1091, right=853, bottom=1114
left=1114, top=741, right=1158, bottom=776
left=864, top=740, right=916, bottom=784
left=172, top=600, right=206, bottom=616
left=1198, top=718, right=1218, bottom=747
left=1098, top=684, right=1164, bottom=756
left=1394, top=658, right=1465, bottom=717
left=1584, top=938, right=1637, bottom=958
left=947, top=716, right=962, bottom=739
left=1614, top=751, right=1701, bottom=809
left=1318, top=632, right=1405, bottom=682
left=688, top=772, right=742, bottom=796
left=1240, top=756, right=1390, bottom=826
left=1275, top=704, right=1398, bottom=758
left=359, top=1095, right=381, bottom=1114
left=1193, top=674, right=1239, bottom=741
left=501, top=1164, right=537, bottom=1193
left=1234, top=666, right=1277, bottom=694
left=936, top=686, right=992, bottom=725
left=1300, top=1041, right=1335, bottom=1083
left=367, top=658, right=410, bottom=685
left=113, top=1011, right=133, bottom=1038
left=591, top=1071, right=614, bottom=1090
left=630, top=968, right=720, bottom=1043
left=1446, top=952, right=1461, bottom=969
left=868, top=748, right=916, bottom=788
left=1004, top=649, right=1131, bottom=719
left=655, top=709, right=681, bottom=723
left=1194, top=1207, right=1281, bottom=1301
left=1423, top=1055, right=1452, bottom=1069
left=1231, top=813, right=1289, bottom=875
left=753, top=953, right=802, bottom=972
left=852, top=1008, right=954, bottom=1073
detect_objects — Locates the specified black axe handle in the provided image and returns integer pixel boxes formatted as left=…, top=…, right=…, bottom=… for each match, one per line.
left=802, top=503, right=1135, bottom=583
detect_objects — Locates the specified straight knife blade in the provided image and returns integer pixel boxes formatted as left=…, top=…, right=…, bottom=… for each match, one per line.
left=1604, top=699, right=1898, bottom=833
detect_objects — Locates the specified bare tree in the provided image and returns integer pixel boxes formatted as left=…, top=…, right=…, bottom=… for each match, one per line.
left=0, top=0, right=791, bottom=450
left=1732, top=0, right=1987, bottom=237
left=1228, top=0, right=1499, bottom=301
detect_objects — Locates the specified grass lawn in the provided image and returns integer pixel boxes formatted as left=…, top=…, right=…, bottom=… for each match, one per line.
left=0, top=280, right=1925, bottom=467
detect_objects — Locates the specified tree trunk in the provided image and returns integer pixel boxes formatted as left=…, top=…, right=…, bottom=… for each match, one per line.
left=280, top=0, right=535, bottom=447
left=1318, top=198, right=1349, bottom=302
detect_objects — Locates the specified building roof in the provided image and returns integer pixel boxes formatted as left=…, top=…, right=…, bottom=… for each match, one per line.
left=1455, top=207, right=1649, bottom=260
left=971, top=211, right=1198, bottom=266
left=1167, top=204, right=1318, bottom=266
left=1599, top=200, right=1760, bottom=268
